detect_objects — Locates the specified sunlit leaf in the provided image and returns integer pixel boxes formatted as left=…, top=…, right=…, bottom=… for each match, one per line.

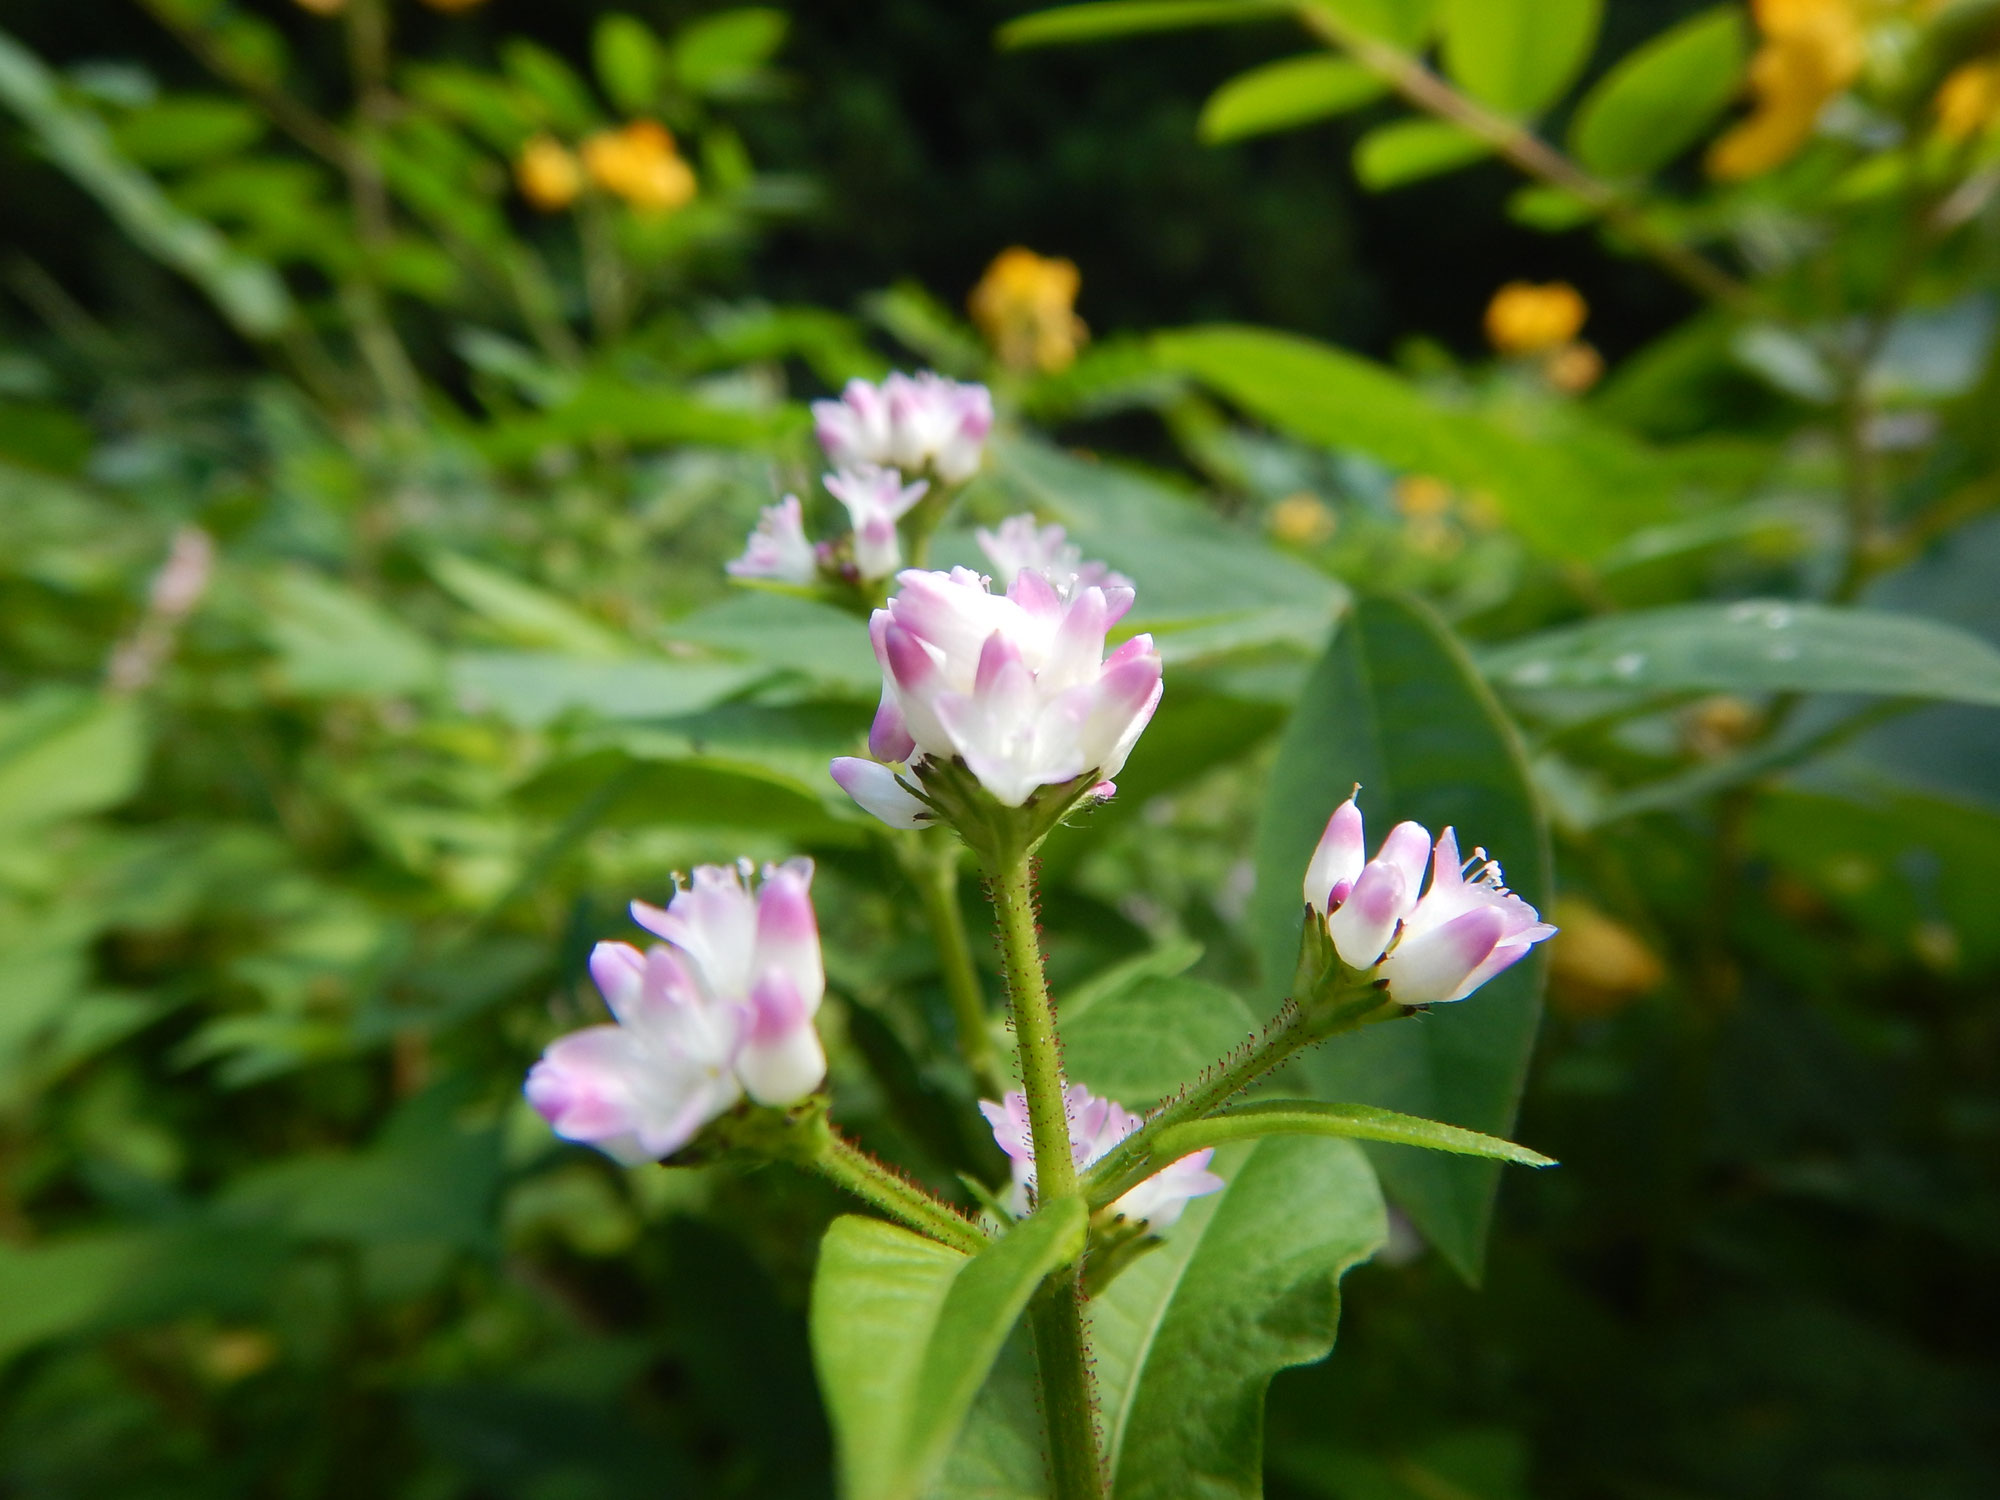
left=1439, top=0, right=1600, bottom=118
left=1198, top=55, right=1385, bottom=144
left=1567, top=6, right=1747, bottom=178
left=1150, top=1099, right=1556, bottom=1166
left=1353, top=118, right=1490, bottom=189
left=999, top=1, right=1289, bottom=50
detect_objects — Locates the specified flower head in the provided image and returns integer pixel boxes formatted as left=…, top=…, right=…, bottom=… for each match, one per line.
left=1485, top=281, right=1587, bottom=356
left=583, top=121, right=697, bottom=213
left=975, top=514, right=1130, bottom=596
left=1707, top=0, right=1864, bottom=180
left=525, top=859, right=826, bottom=1162
left=824, top=466, right=929, bottom=582
left=813, top=374, right=993, bottom=485
left=517, top=135, right=583, bottom=212
left=838, top=564, right=1161, bottom=815
left=1304, top=791, right=1555, bottom=1006
left=726, top=495, right=819, bottom=585
left=980, top=1086, right=1222, bottom=1229
left=1936, top=58, right=2000, bottom=143
left=970, top=247, right=1088, bottom=373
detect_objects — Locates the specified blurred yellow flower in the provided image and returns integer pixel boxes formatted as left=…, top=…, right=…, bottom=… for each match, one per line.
left=1548, top=899, right=1666, bottom=1019
left=583, top=121, right=697, bottom=214
left=516, top=135, right=583, bottom=212
left=1543, top=341, right=1604, bottom=394
left=1935, top=59, right=2000, bottom=142
left=1269, top=492, right=1337, bottom=546
left=1393, top=473, right=1454, bottom=518
left=1484, top=281, right=1586, bottom=356
left=1708, top=0, right=1865, bottom=180
left=969, top=247, right=1088, bottom=373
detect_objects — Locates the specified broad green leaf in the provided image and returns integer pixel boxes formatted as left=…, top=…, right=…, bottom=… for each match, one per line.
left=934, top=1138, right=1387, bottom=1498
left=1198, top=55, right=1385, bottom=144
left=812, top=1201, right=1087, bottom=1500
left=427, top=552, right=631, bottom=658
left=1482, top=602, right=2000, bottom=706
left=1353, top=118, right=1489, bottom=190
left=987, top=437, right=1345, bottom=660
left=0, top=690, right=145, bottom=834
left=672, top=8, right=788, bottom=95
left=669, top=591, right=882, bottom=695
left=1150, top=1099, right=1555, bottom=1167
left=515, top=746, right=857, bottom=842
left=1567, top=6, right=1747, bottom=178
left=0, top=32, right=291, bottom=337
left=447, top=654, right=766, bottom=727
left=1061, top=975, right=1261, bottom=1107
left=261, top=570, right=442, bottom=698
left=1440, top=0, right=1600, bottom=117
left=1251, top=595, right=1548, bottom=1281
left=474, top=376, right=791, bottom=462
left=593, top=14, right=662, bottom=114
left=998, top=1, right=1288, bottom=50
left=1150, top=325, right=1676, bottom=559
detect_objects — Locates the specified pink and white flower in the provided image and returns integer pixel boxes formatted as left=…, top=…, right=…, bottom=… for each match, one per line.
left=814, top=372, right=993, bottom=485
left=838, top=564, right=1162, bottom=813
left=1302, top=792, right=1555, bottom=1005
left=980, top=1085, right=1223, bottom=1229
left=824, top=466, right=929, bottom=581
left=975, top=514, right=1131, bottom=597
left=726, top=495, right=818, bottom=585
left=525, top=859, right=827, bottom=1162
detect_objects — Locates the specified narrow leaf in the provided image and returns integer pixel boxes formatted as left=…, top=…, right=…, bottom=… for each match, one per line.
left=1353, top=118, right=1489, bottom=190
left=998, top=1, right=1288, bottom=49
left=1151, top=1100, right=1556, bottom=1167
left=1062, top=974, right=1261, bottom=1107
left=1251, top=594, right=1549, bottom=1282
left=1198, top=55, right=1385, bottom=144
left=1483, top=601, right=2000, bottom=706
left=811, top=1201, right=1087, bottom=1500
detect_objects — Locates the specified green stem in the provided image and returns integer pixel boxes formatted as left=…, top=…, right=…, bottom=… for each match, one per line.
left=1082, top=981, right=1390, bottom=1210
left=988, top=854, right=1104, bottom=1500
left=804, top=1117, right=991, bottom=1255
left=909, top=837, right=1004, bottom=1095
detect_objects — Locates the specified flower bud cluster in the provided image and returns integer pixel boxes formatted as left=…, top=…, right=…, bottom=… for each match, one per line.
left=526, top=859, right=826, bottom=1164
left=728, top=373, right=993, bottom=587
left=1304, top=792, right=1555, bottom=1007
left=981, top=1085, right=1222, bottom=1229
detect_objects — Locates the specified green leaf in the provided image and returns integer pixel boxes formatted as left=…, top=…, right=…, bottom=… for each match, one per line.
left=1567, top=6, right=1747, bottom=178
left=998, top=1, right=1289, bottom=50
left=261, top=570, right=442, bottom=698
left=0, top=690, right=146, bottom=835
left=1439, top=0, right=1600, bottom=117
left=1151, top=1100, right=1556, bottom=1167
left=934, top=1138, right=1387, bottom=1497
left=0, top=401, right=90, bottom=473
left=0, top=33, right=292, bottom=338
left=1353, top=118, right=1490, bottom=190
left=986, top=436, right=1346, bottom=660
left=669, top=591, right=883, bottom=696
left=427, top=552, right=631, bottom=658
left=672, top=8, right=788, bottom=96
left=592, top=14, right=662, bottom=115
left=1061, top=975, right=1261, bottom=1107
left=474, top=377, right=793, bottom=462
left=1482, top=602, right=2000, bottom=706
left=501, top=40, right=600, bottom=135
left=108, top=95, right=264, bottom=168
left=1150, top=325, right=1676, bottom=559
left=1307, top=0, right=1441, bottom=49
left=1198, top=55, right=1385, bottom=143
left=1250, top=595, right=1549, bottom=1281
left=1506, top=182, right=1597, bottom=231
left=447, top=654, right=767, bottom=728
left=811, top=1201, right=1087, bottom=1500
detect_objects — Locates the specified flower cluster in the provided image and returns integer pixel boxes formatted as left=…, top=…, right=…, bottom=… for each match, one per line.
left=1707, top=0, right=1864, bottom=181
left=968, top=246, right=1088, bottom=374
left=981, top=1086, right=1223, bottom=1229
left=831, top=559, right=1163, bottom=824
left=516, top=121, right=697, bottom=214
left=728, top=373, right=992, bottom=587
left=1304, top=792, right=1555, bottom=1006
left=526, top=860, right=826, bottom=1164
left=974, top=514, right=1130, bottom=596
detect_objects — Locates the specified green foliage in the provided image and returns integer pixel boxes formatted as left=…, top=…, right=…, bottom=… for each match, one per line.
left=998, top=1, right=1292, bottom=51
left=1567, top=6, right=1748, bottom=177
left=1149, top=1100, right=1558, bottom=1167
left=1352, top=118, right=1490, bottom=189
left=1198, top=55, right=1384, bottom=144
left=812, top=1202, right=1087, bottom=1500
left=1439, top=0, right=1601, bottom=118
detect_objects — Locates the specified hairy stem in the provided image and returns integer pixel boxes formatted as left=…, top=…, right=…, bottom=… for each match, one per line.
left=1299, top=7, right=1753, bottom=312
left=988, top=854, right=1104, bottom=1500
left=1082, top=980, right=1390, bottom=1210
left=804, top=1117, right=991, bottom=1255
left=910, top=837, right=1004, bottom=1095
